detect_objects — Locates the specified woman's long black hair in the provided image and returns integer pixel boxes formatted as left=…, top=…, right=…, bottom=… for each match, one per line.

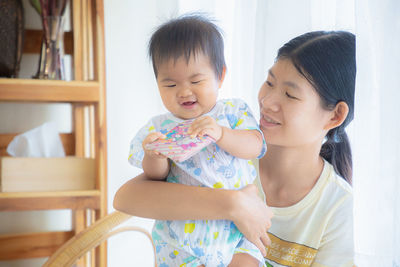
left=277, top=31, right=356, bottom=184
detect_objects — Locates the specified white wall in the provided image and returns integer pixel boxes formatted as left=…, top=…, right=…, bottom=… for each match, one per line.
left=104, top=1, right=167, bottom=266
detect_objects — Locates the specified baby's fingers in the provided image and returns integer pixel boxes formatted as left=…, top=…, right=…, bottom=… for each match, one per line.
left=189, top=123, right=214, bottom=138
left=149, top=132, right=166, bottom=141
left=188, top=125, right=205, bottom=138
left=188, top=119, right=202, bottom=136
left=143, top=132, right=166, bottom=147
left=188, top=117, right=213, bottom=134
left=152, top=150, right=167, bottom=159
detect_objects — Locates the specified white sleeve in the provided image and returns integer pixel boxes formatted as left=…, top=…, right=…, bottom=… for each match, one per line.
left=222, top=99, right=267, bottom=158
left=312, top=194, right=354, bottom=267
left=127, top=119, right=157, bottom=169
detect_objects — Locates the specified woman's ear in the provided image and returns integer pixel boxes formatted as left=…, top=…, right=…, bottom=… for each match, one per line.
left=218, top=67, right=226, bottom=89
left=324, top=101, right=349, bottom=130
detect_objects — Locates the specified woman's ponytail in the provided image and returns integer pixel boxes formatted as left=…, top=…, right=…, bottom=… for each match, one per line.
left=320, top=128, right=352, bottom=184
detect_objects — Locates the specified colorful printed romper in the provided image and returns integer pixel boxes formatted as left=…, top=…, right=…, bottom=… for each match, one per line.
left=129, top=99, right=267, bottom=267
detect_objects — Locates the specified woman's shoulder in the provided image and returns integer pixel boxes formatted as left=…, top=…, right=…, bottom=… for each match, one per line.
left=311, top=162, right=354, bottom=264
left=323, top=161, right=353, bottom=202
left=313, top=161, right=353, bottom=225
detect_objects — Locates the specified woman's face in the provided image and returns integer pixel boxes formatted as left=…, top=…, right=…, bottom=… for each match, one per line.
left=258, top=59, right=331, bottom=148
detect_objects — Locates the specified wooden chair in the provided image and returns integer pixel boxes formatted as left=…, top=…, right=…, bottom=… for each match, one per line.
left=42, top=211, right=156, bottom=267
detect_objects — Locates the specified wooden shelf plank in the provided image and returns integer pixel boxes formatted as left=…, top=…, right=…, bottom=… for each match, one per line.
left=0, top=231, right=74, bottom=260
left=0, top=190, right=100, bottom=198
left=0, top=79, right=100, bottom=103
left=0, top=190, right=100, bottom=211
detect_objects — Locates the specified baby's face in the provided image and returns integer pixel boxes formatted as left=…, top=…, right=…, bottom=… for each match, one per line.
left=156, top=53, right=223, bottom=120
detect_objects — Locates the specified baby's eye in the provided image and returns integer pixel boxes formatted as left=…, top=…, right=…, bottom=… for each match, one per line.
left=166, top=84, right=176, bottom=88
left=191, top=80, right=201, bottom=84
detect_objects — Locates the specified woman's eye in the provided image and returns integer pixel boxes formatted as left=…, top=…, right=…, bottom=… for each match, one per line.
left=266, top=81, right=273, bottom=87
left=166, top=84, right=176, bottom=88
left=286, top=92, right=297, bottom=99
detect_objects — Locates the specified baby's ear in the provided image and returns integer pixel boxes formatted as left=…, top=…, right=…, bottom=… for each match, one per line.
left=218, top=67, right=226, bottom=88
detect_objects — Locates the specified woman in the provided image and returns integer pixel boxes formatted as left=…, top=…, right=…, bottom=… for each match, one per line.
left=114, top=31, right=355, bottom=266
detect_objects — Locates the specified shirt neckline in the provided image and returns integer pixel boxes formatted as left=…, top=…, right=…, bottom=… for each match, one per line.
left=256, top=159, right=332, bottom=216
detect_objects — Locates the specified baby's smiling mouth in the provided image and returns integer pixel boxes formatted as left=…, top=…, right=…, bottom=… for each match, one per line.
left=181, top=101, right=197, bottom=106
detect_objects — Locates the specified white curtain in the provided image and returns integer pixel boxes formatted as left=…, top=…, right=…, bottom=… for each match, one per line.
left=178, top=0, right=400, bottom=265
left=177, top=0, right=355, bottom=115
left=353, top=0, right=400, bottom=266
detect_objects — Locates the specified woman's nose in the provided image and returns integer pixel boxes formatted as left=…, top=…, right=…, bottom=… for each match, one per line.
left=259, top=89, right=280, bottom=112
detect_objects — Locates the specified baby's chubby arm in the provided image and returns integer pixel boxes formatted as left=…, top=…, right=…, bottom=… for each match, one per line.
left=141, top=132, right=170, bottom=180
left=188, top=116, right=263, bottom=159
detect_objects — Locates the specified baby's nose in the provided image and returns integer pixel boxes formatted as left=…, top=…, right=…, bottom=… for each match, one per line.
left=178, top=87, right=193, bottom=97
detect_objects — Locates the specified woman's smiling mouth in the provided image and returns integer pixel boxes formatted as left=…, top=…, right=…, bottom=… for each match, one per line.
left=260, top=114, right=281, bottom=127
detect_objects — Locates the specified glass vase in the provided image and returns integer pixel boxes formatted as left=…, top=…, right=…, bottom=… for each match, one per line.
left=34, top=15, right=66, bottom=80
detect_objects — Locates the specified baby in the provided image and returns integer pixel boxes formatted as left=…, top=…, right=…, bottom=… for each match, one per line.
left=129, top=14, right=266, bottom=267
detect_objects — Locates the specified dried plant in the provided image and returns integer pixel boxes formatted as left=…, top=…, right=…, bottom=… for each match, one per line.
left=29, top=0, right=69, bottom=80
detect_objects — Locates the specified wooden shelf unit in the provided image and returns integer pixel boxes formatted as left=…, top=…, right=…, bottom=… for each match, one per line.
left=0, top=0, right=108, bottom=266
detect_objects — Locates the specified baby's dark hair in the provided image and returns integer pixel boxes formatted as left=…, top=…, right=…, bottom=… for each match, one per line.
left=148, top=14, right=226, bottom=79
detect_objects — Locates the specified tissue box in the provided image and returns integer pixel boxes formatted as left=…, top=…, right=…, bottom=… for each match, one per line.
left=0, top=157, right=95, bottom=192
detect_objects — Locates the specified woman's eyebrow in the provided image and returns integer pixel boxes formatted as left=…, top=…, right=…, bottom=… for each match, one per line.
left=268, top=69, right=275, bottom=78
left=284, top=81, right=300, bottom=90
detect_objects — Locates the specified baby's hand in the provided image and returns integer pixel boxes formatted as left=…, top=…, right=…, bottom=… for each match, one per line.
left=187, top=116, right=223, bottom=141
left=142, top=132, right=167, bottom=159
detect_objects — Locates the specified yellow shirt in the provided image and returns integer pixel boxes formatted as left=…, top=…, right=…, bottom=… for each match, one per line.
left=253, top=160, right=354, bottom=267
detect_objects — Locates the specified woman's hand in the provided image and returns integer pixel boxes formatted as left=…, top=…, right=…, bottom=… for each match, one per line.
left=229, top=184, right=273, bottom=257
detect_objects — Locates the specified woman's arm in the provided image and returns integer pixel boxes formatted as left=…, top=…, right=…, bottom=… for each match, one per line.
left=113, top=173, right=272, bottom=255
left=114, top=173, right=235, bottom=220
